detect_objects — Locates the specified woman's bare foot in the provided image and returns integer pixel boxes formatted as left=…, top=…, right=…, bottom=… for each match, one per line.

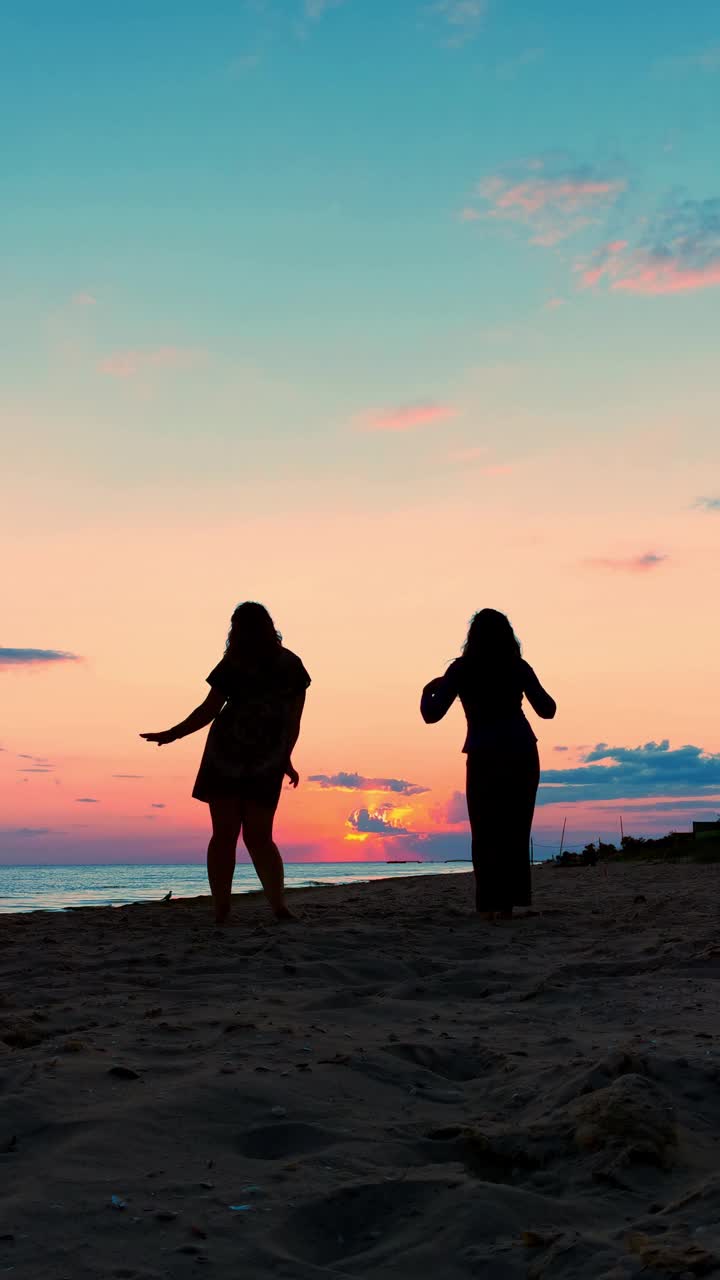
left=274, top=905, right=298, bottom=923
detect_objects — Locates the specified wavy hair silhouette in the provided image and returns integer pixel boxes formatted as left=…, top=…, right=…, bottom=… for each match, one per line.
left=224, top=601, right=282, bottom=664
left=460, top=608, right=522, bottom=684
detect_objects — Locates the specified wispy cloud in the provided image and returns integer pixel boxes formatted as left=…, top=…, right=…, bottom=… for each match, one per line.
left=448, top=445, right=487, bottom=462
left=0, top=826, right=54, bottom=838
left=346, top=804, right=412, bottom=836
left=579, top=198, right=720, bottom=295
left=229, top=52, right=262, bottom=75
left=496, top=47, right=544, bottom=80
left=483, top=174, right=623, bottom=216
left=586, top=552, right=667, bottom=573
left=75, top=797, right=98, bottom=804
left=112, top=773, right=145, bottom=779
left=465, top=159, right=626, bottom=247
left=588, top=799, right=720, bottom=815
left=359, top=401, right=458, bottom=432
left=478, top=462, right=513, bottom=476
left=304, top=0, right=346, bottom=18
left=538, top=740, right=720, bottom=805
left=447, top=450, right=511, bottom=476
left=151, top=802, right=166, bottom=809
left=657, top=46, right=720, bottom=75
left=97, top=347, right=205, bottom=379
left=428, top=0, right=489, bottom=47
left=17, top=753, right=55, bottom=774
left=310, top=771, right=429, bottom=796
left=0, top=648, right=80, bottom=669
left=71, top=292, right=97, bottom=306
left=446, top=444, right=512, bottom=473
left=695, top=496, right=720, bottom=511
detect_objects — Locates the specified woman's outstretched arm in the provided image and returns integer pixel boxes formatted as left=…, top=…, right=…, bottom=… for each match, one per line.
left=140, top=688, right=227, bottom=746
left=420, top=664, right=459, bottom=724
left=521, top=663, right=556, bottom=719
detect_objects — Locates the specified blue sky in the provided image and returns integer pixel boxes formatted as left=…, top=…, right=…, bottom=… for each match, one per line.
left=4, top=1, right=719, bottom=346
left=4, top=0, right=719, bottom=507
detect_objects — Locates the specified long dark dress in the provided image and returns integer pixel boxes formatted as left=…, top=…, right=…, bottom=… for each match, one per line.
left=421, top=656, right=555, bottom=912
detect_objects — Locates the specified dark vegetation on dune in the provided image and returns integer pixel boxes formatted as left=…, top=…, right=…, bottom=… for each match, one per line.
left=555, top=832, right=720, bottom=867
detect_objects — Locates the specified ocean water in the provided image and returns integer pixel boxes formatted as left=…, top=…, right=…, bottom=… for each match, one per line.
left=0, top=860, right=474, bottom=914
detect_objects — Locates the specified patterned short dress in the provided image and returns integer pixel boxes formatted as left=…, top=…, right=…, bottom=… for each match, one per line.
left=192, top=647, right=311, bottom=808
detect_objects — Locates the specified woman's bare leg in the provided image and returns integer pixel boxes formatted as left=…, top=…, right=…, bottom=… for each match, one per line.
left=208, top=797, right=243, bottom=923
left=242, top=803, right=291, bottom=918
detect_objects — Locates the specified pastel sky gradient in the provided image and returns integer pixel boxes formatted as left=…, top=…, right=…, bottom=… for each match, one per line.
left=3, top=0, right=719, bottom=863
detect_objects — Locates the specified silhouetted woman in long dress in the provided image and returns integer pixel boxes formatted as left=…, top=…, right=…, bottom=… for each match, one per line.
left=421, top=609, right=555, bottom=920
left=141, top=602, right=310, bottom=923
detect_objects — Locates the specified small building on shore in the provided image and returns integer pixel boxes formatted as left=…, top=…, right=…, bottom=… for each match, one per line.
left=693, top=818, right=720, bottom=839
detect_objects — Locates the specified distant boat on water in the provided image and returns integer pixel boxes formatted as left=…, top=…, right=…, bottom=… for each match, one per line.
left=386, top=860, right=424, bottom=864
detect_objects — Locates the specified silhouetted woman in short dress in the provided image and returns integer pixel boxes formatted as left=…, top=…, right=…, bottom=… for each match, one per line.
left=421, top=609, right=555, bottom=921
left=141, top=602, right=310, bottom=924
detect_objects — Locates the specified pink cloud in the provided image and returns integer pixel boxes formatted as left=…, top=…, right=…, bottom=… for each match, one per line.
left=431, top=789, right=468, bottom=827
left=582, top=263, right=609, bottom=287
left=544, top=297, right=566, bottom=310
left=361, top=402, right=458, bottom=432
left=98, top=347, right=204, bottom=379
left=581, top=247, right=720, bottom=296
left=577, top=241, right=633, bottom=287
left=465, top=166, right=626, bottom=248
left=579, top=198, right=720, bottom=297
left=448, top=445, right=487, bottom=461
left=531, top=224, right=589, bottom=246
left=72, top=292, right=97, bottom=306
left=612, top=258, right=720, bottom=295
left=586, top=552, right=668, bottom=573
left=492, top=177, right=625, bottom=216
left=447, top=447, right=511, bottom=474
left=479, top=463, right=513, bottom=476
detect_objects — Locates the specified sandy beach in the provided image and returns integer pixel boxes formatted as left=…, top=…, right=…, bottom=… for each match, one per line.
left=1, top=862, right=719, bottom=1279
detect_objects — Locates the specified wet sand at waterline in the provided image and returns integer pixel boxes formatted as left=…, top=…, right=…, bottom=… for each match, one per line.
left=1, top=863, right=719, bottom=1278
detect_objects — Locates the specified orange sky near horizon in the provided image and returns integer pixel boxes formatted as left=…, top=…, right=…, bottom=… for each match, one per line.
left=4, top=453, right=719, bottom=862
